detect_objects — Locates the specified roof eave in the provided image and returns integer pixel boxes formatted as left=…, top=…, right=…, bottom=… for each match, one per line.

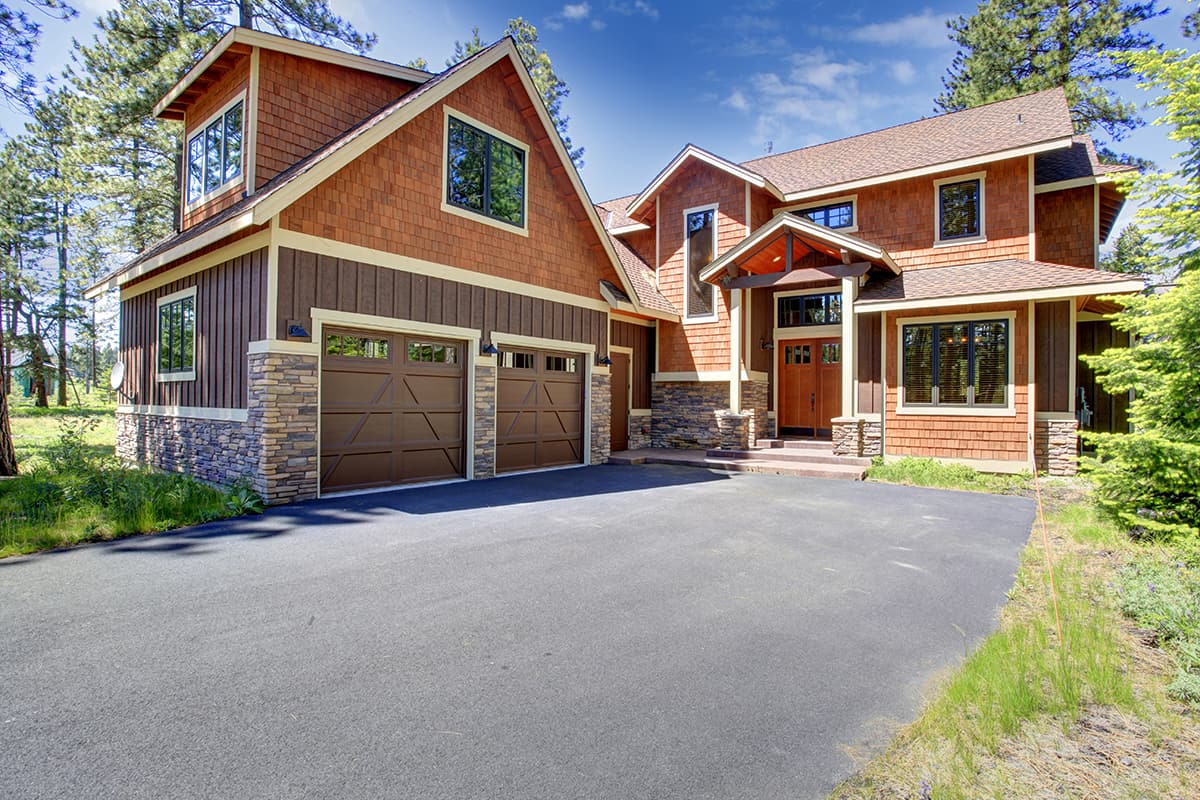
left=854, top=278, right=1146, bottom=313
left=625, top=145, right=783, bottom=220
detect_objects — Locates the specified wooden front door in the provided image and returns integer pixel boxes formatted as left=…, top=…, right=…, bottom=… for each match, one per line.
left=778, top=338, right=842, bottom=437
left=610, top=352, right=630, bottom=452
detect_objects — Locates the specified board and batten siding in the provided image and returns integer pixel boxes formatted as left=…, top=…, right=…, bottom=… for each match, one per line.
left=1034, top=300, right=1072, bottom=413
left=610, top=319, right=654, bottom=409
left=119, top=248, right=268, bottom=409
left=276, top=247, right=609, bottom=353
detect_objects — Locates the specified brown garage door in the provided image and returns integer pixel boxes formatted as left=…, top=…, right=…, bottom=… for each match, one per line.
left=320, top=328, right=465, bottom=492
left=497, top=348, right=584, bottom=472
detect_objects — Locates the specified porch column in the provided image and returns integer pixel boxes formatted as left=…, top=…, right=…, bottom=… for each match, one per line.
left=841, top=276, right=857, bottom=416
left=729, top=288, right=742, bottom=412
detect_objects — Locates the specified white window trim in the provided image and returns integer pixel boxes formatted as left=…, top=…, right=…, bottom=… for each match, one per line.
left=682, top=202, right=719, bottom=324
left=774, top=194, right=858, bottom=233
left=933, top=171, right=987, bottom=247
left=183, top=92, right=247, bottom=211
left=440, top=105, right=531, bottom=238
left=156, top=286, right=198, bottom=383
left=895, top=309, right=1016, bottom=417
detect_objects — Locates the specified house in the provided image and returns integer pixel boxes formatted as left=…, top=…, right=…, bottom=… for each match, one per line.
left=86, top=29, right=1143, bottom=504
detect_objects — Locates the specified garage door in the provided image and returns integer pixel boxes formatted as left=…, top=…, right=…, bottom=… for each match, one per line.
left=497, top=348, right=584, bottom=472
left=320, top=329, right=465, bottom=492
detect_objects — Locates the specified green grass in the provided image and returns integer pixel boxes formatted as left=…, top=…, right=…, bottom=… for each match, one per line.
left=1, top=394, right=261, bottom=558
left=865, top=456, right=1032, bottom=494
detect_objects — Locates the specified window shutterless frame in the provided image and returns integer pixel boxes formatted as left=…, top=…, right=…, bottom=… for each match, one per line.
left=933, top=172, right=986, bottom=246
left=441, top=106, right=530, bottom=236
left=682, top=202, right=719, bottom=323
left=183, top=92, right=247, bottom=209
left=897, top=311, right=1015, bottom=416
left=156, top=286, right=198, bottom=383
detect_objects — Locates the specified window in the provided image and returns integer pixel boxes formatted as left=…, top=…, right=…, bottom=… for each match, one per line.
left=778, top=292, right=842, bottom=328
left=326, top=334, right=390, bottom=359
left=408, top=341, right=457, bottom=364
left=545, top=355, right=578, bottom=373
left=803, top=201, right=853, bottom=230
left=185, top=99, right=243, bottom=204
left=784, top=344, right=811, bottom=365
left=902, top=319, right=1008, bottom=408
left=937, top=176, right=983, bottom=242
left=500, top=351, right=535, bottom=370
left=685, top=207, right=716, bottom=320
left=821, top=343, right=841, bottom=364
left=157, top=290, right=196, bottom=379
left=446, top=116, right=526, bottom=227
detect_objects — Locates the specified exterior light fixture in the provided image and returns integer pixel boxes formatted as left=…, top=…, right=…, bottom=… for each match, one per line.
left=286, top=321, right=310, bottom=338
left=481, top=343, right=499, bottom=355
left=760, top=339, right=774, bottom=350
left=598, top=355, right=612, bottom=366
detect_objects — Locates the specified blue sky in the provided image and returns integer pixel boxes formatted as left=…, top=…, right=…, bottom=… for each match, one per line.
left=4, top=0, right=1195, bottom=223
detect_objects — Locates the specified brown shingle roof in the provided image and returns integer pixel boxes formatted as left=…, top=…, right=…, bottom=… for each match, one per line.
left=609, top=235, right=676, bottom=314
left=594, top=194, right=640, bottom=231
left=742, top=89, right=1074, bottom=195
left=1034, top=135, right=1136, bottom=184
left=857, top=259, right=1142, bottom=305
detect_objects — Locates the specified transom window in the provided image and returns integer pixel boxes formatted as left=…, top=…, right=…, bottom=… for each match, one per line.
left=778, top=292, right=842, bottom=328
left=408, top=341, right=457, bottom=364
left=157, top=291, right=196, bottom=377
left=186, top=100, right=243, bottom=204
left=938, top=178, right=982, bottom=241
left=446, top=116, right=526, bottom=227
left=803, top=201, right=853, bottom=230
left=326, top=334, right=389, bottom=359
left=685, top=207, right=716, bottom=320
left=500, top=351, right=535, bottom=370
left=902, top=319, right=1008, bottom=407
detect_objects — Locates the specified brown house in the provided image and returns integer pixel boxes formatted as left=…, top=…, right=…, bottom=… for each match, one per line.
left=88, top=29, right=1142, bottom=503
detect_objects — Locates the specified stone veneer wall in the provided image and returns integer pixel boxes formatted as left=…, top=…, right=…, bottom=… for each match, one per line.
left=740, top=380, right=768, bottom=447
left=862, top=418, right=882, bottom=457
left=115, top=411, right=257, bottom=487
left=590, top=369, right=612, bottom=465
left=248, top=351, right=319, bottom=505
left=628, top=413, right=652, bottom=450
left=1034, top=417, right=1079, bottom=476
left=651, top=381, right=729, bottom=449
left=831, top=416, right=884, bottom=458
left=715, top=411, right=750, bottom=450
left=473, top=358, right=497, bottom=479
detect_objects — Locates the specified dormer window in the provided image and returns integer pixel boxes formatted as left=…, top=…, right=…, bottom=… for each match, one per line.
left=186, top=97, right=244, bottom=205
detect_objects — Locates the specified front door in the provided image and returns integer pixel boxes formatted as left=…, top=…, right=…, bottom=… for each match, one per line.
left=778, top=338, right=841, bottom=437
left=610, top=352, right=630, bottom=452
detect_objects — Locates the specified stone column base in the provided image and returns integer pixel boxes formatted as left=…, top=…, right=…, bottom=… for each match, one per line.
left=832, top=416, right=862, bottom=457
left=628, top=414, right=652, bottom=450
left=248, top=352, right=319, bottom=506
left=716, top=410, right=750, bottom=450
left=590, top=369, right=612, bottom=465
left=1034, top=418, right=1079, bottom=476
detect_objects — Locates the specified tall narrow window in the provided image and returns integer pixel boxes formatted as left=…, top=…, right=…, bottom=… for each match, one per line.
left=157, top=290, right=196, bottom=379
left=901, top=319, right=1008, bottom=408
left=685, top=208, right=716, bottom=319
left=446, top=116, right=526, bottom=227
left=185, top=99, right=245, bottom=204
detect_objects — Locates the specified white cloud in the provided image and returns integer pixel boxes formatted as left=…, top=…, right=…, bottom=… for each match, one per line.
left=609, top=1, right=659, bottom=19
left=591, top=19, right=608, bottom=31
left=889, top=59, right=917, bottom=85
left=848, top=9, right=951, bottom=48
left=563, top=2, right=591, bottom=21
left=723, top=89, right=750, bottom=112
left=787, top=50, right=868, bottom=93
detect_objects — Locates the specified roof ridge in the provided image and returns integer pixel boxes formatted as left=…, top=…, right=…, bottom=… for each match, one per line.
left=742, top=87, right=1066, bottom=169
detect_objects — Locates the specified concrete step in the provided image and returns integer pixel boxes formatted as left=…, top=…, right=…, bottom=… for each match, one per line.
left=632, top=451, right=866, bottom=481
left=706, top=448, right=872, bottom=468
left=755, top=438, right=836, bottom=451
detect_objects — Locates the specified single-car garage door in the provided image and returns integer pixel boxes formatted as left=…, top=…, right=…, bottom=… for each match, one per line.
left=320, top=328, right=465, bottom=492
left=497, top=348, right=584, bottom=472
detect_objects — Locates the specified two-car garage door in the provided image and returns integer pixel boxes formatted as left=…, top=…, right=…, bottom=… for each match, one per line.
left=320, top=328, right=585, bottom=493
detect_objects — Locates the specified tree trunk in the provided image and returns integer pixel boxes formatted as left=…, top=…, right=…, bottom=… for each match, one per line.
left=0, top=387, right=17, bottom=476
left=30, top=340, right=48, bottom=409
left=240, top=0, right=252, bottom=29
left=55, top=203, right=68, bottom=407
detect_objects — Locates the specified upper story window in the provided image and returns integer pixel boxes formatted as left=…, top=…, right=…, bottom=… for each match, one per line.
left=901, top=318, right=1008, bottom=409
left=803, top=201, right=854, bottom=230
left=446, top=114, right=527, bottom=229
left=186, top=98, right=244, bottom=205
left=684, top=205, right=717, bottom=321
left=157, top=287, right=196, bottom=382
left=778, top=292, right=842, bottom=328
left=935, top=173, right=985, bottom=244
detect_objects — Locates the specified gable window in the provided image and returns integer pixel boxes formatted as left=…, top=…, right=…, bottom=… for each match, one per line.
left=935, top=174, right=985, bottom=244
left=778, top=292, right=842, bottom=328
left=803, top=201, right=853, bottom=230
left=901, top=319, right=1008, bottom=408
left=157, top=288, right=197, bottom=381
left=186, top=98, right=244, bottom=205
left=446, top=115, right=526, bottom=228
left=684, top=206, right=717, bottom=321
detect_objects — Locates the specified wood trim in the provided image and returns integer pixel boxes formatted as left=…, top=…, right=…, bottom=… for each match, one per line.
left=246, top=47, right=260, bottom=193
left=490, top=331, right=597, bottom=354
left=117, top=403, right=249, bottom=422
left=932, top=170, right=987, bottom=247
left=626, top=144, right=784, bottom=218
left=116, top=230, right=267, bottom=300
left=1034, top=174, right=1120, bottom=194
left=311, top=307, right=482, bottom=345
left=248, top=339, right=321, bottom=355
left=1027, top=154, right=1036, bottom=258
left=439, top=105, right=530, bottom=237
left=728, top=263, right=870, bottom=290
left=774, top=194, right=859, bottom=233
left=856, top=280, right=1145, bottom=313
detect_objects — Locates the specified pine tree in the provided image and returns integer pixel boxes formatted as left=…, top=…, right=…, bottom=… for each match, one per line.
left=937, top=0, right=1163, bottom=144
left=199, top=0, right=375, bottom=52
left=0, top=0, right=75, bottom=108
left=443, top=18, right=583, bottom=168
left=1100, top=224, right=1157, bottom=274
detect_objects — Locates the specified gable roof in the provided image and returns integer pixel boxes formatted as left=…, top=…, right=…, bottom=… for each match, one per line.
left=855, top=258, right=1143, bottom=310
left=625, top=144, right=784, bottom=219
left=155, top=27, right=432, bottom=120
left=594, top=195, right=645, bottom=233
left=741, top=88, right=1075, bottom=200
left=1034, top=134, right=1136, bottom=187
left=89, top=38, right=649, bottom=314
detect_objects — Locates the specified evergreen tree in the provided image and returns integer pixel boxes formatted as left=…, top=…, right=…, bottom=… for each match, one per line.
left=0, top=0, right=75, bottom=108
left=937, top=0, right=1163, bottom=143
left=199, top=0, right=374, bottom=52
left=442, top=18, right=583, bottom=168
left=1100, top=224, right=1157, bottom=274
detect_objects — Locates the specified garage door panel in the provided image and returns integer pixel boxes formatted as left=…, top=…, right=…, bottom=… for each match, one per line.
left=497, top=348, right=585, bottom=473
left=320, top=329, right=465, bottom=492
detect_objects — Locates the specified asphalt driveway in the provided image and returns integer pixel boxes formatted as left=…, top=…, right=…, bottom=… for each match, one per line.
left=0, top=465, right=1034, bottom=800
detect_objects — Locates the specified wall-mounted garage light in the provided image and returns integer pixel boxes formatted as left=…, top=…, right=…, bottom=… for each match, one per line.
left=598, top=356, right=612, bottom=366
left=481, top=343, right=499, bottom=355
left=286, top=321, right=310, bottom=339
left=760, top=339, right=774, bottom=351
